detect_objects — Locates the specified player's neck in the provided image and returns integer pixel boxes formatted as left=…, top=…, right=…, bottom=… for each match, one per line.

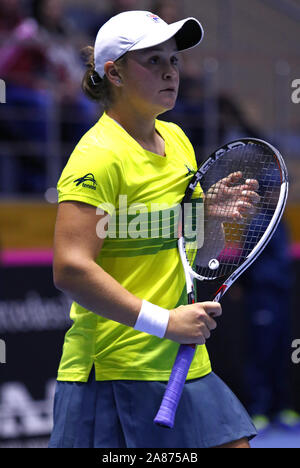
left=106, top=106, right=165, bottom=156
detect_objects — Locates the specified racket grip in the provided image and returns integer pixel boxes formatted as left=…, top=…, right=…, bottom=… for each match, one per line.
left=154, top=344, right=196, bottom=429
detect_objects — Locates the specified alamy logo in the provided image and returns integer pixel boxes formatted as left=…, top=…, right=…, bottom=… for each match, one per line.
left=0, top=339, right=6, bottom=364
left=95, top=195, right=205, bottom=248
left=74, top=173, right=97, bottom=190
left=291, top=339, right=300, bottom=364
left=0, top=79, right=6, bottom=103
left=291, top=79, right=300, bottom=104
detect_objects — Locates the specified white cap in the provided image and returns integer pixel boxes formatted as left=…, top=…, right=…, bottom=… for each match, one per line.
left=94, top=10, right=204, bottom=78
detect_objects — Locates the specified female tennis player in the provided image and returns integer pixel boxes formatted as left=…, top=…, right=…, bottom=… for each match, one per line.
left=49, top=10, right=257, bottom=448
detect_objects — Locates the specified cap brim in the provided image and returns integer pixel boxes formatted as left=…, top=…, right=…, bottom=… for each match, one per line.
left=129, top=17, right=204, bottom=53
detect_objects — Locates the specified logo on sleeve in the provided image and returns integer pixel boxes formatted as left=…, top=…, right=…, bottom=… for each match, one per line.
left=74, top=173, right=97, bottom=190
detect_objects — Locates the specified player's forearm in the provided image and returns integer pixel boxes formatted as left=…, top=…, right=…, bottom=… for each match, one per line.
left=54, top=259, right=142, bottom=327
left=53, top=258, right=221, bottom=344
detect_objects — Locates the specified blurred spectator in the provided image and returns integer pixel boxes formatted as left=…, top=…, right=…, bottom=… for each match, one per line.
left=0, top=0, right=46, bottom=93
left=152, top=0, right=182, bottom=24
left=0, top=0, right=97, bottom=193
left=30, top=0, right=98, bottom=143
left=0, top=0, right=48, bottom=192
left=94, top=0, right=141, bottom=32
left=217, top=93, right=264, bottom=143
left=0, top=0, right=26, bottom=39
left=109, top=0, right=141, bottom=13
left=67, top=0, right=141, bottom=39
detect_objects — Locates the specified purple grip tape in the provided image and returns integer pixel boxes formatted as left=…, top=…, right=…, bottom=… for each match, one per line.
left=154, top=345, right=196, bottom=428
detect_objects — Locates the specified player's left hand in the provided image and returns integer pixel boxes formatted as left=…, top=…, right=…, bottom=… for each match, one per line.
left=205, top=171, right=260, bottom=223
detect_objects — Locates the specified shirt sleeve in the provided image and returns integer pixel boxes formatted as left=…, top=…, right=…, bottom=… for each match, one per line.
left=57, top=139, right=122, bottom=216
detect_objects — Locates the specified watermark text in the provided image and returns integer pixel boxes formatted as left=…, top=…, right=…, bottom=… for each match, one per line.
left=0, top=79, right=6, bottom=104
left=95, top=196, right=204, bottom=247
left=291, top=339, right=300, bottom=364
left=0, top=339, right=6, bottom=364
left=291, top=79, right=300, bottom=104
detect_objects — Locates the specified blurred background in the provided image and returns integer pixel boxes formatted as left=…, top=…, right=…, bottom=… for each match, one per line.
left=0, top=0, right=300, bottom=448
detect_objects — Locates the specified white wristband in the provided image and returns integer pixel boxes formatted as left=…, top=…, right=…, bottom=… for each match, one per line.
left=134, top=300, right=170, bottom=338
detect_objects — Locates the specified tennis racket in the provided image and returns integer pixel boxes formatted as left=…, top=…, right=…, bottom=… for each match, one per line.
left=154, top=137, right=289, bottom=429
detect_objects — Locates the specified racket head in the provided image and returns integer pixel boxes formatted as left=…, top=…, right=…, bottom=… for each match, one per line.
left=180, top=138, right=289, bottom=300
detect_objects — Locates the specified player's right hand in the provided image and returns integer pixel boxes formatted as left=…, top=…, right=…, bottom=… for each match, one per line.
left=164, top=302, right=222, bottom=345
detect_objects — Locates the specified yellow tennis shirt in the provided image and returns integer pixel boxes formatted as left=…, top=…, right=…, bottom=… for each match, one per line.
left=56, top=112, right=212, bottom=382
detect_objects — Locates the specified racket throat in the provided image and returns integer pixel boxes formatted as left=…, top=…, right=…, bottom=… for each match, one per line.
left=188, top=290, right=195, bottom=304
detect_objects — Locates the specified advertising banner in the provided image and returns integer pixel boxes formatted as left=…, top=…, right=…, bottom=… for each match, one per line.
left=0, top=264, right=71, bottom=447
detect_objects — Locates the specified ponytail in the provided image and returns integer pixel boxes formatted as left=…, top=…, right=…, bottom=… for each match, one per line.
left=81, top=46, right=113, bottom=109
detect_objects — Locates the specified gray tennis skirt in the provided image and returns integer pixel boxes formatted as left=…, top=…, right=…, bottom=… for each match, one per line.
left=48, top=368, right=257, bottom=448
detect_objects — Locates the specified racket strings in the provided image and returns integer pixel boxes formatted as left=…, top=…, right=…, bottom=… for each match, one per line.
left=183, top=144, right=282, bottom=280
